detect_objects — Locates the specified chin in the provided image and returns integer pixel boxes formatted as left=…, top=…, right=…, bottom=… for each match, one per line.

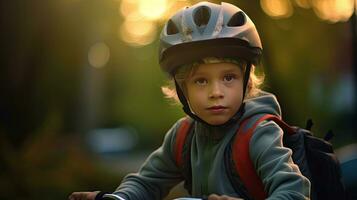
left=206, top=118, right=229, bottom=126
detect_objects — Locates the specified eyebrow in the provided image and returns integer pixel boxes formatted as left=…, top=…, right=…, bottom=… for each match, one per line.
left=220, top=68, right=242, bottom=74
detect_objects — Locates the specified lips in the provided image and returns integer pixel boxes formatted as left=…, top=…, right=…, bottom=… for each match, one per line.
left=207, top=105, right=227, bottom=113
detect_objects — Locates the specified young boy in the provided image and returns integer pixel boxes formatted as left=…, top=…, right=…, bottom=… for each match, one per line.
left=69, top=2, right=311, bottom=200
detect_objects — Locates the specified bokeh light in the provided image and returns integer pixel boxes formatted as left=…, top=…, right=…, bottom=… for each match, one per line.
left=312, top=0, right=355, bottom=23
left=120, top=19, right=157, bottom=46
left=118, top=0, right=189, bottom=47
left=88, top=42, right=110, bottom=68
left=120, top=0, right=142, bottom=21
left=120, top=0, right=136, bottom=16
left=138, top=0, right=168, bottom=20
left=260, top=0, right=294, bottom=18
left=295, top=0, right=311, bottom=9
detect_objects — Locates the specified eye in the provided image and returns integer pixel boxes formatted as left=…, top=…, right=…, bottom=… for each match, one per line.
left=194, top=78, right=208, bottom=85
left=223, top=74, right=236, bottom=82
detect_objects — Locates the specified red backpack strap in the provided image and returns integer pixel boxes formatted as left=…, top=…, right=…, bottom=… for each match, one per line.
left=175, top=117, right=193, bottom=167
left=232, top=114, right=295, bottom=200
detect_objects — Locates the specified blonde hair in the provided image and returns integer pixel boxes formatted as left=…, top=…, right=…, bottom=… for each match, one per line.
left=161, top=57, right=264, bottom=103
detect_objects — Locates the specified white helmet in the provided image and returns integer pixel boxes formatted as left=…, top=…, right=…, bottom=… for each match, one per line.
left=159, top=1, right=262, bottom=75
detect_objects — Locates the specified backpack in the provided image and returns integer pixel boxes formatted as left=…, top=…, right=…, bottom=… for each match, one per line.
left=174, top=114, right=346, bottom=200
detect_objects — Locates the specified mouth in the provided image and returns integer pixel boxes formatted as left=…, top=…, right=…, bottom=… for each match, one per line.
left=207, top=105, right=227, bottom=113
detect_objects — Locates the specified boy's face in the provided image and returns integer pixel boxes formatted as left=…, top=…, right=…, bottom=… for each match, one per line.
left=185, top=62, right=244, bottom=125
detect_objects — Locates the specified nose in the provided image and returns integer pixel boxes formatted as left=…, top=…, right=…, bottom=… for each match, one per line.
left=209, top=81, right=224, bottom=99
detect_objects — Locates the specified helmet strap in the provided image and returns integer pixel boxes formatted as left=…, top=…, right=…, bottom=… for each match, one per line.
left=242, top=62, right=252, bottom=99
left=174, top=79, right=204, bottom=123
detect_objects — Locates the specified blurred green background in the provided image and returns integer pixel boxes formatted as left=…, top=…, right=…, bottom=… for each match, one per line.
left=0, top=0, right=356, bottom=199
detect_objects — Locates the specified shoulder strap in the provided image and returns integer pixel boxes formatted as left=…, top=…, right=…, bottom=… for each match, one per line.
left=175, top=117, right=193, bottom=166
left=232, top=114, right=295, bottom=200
left=174, top=117, right=194, bottom=194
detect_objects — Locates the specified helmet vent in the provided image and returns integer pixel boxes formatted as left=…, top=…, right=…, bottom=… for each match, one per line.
left=227, top=11, right=246, bottom=27
left=193, top=6, right=211, bottom=27
left=166, top=19, right=179, bottom=35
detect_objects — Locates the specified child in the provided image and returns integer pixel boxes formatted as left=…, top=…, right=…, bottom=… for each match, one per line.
left=69, top=2, right=311, bottom=200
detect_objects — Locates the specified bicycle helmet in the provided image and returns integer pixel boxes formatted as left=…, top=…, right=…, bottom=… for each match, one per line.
left=159, top=1, right=262, bottom=75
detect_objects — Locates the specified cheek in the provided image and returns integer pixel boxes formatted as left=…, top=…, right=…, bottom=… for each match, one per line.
left=186, top=88, right=198, bottom=104
left=186, top=87, right=204, bottom=109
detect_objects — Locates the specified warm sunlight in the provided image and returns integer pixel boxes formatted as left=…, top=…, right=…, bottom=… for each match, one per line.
left=120, top=19, right=157, bottom=46
left=138, top=0, right=168, bottom=20
left=295, top=0, right=311, bottom=9
left=118, top=0, right=176, bottom=46
left=260, top=0, right=294, bottom=18
left=312, top=0, right=355, bottom=23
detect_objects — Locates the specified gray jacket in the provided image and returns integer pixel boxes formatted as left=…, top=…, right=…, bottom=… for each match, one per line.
left=114, top=91, right=311, bottom=200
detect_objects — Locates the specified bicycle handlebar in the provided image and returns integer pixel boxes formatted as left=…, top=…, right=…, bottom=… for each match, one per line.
left=102, top=193, right=203, bottom=200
